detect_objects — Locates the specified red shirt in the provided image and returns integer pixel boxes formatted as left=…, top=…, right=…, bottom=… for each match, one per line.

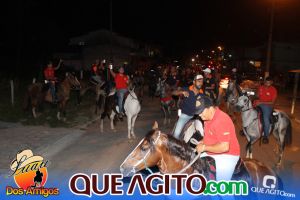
left=115, top=73, right=129, bottom=89
left=258, top=85, right=277, bottom=103
left=91, top=64, right=99, bottom=75
left=203, top=108, right=240, bottom=156
left=44, top=67, right=55, bottom=80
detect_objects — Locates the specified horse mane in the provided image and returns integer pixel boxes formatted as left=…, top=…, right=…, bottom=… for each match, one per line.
left=145, top=130, right=206, bottom=172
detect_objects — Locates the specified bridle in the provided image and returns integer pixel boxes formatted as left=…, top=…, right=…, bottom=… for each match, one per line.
left=122, top=131, right=202, bottom=175
left=121, top=131, right=162, bottom=175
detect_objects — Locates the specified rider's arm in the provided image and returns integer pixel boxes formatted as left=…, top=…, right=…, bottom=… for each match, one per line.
left=54, top=59, right=63, bottom=70
left=110, top=69, right=116, bottom=78
left=172, top=89, right=189, bottom=97
left=196, top=142, right=229, bottom=154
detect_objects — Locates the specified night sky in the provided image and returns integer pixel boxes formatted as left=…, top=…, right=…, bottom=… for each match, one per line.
left=1, top=0, right=300, bottom=70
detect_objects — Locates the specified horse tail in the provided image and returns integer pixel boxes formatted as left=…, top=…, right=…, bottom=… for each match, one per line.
left=284, top=119, right=292, bottom=147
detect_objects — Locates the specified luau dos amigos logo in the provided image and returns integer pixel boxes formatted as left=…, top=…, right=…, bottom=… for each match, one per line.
left=6, top=149, right=59, bottom=197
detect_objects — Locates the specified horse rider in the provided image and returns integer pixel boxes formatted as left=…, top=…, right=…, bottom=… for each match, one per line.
left=195, top=95, right=240, bottom=188
left=231, top=68, right=242, bottom=85
left=172, top=74, right=204, bottom=139
left=44, top=59, right=63, bottom=103
left=90, top=59, right=105, bottom=85
left=254, top=76, right=277, bottom=144
left=203, top=67, right=218, bottom=103
left=110, top=66, right=129, bottom=116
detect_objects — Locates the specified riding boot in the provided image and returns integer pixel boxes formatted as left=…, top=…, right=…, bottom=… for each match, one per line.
left=262, top=137, right=269, bottom=144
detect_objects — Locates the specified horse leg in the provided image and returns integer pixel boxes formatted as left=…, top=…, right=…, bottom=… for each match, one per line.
left=162, top=105, right=167, bottom=125
left=167, top=105, right=171, bottom=125
left=110, top=111, right=116, bottom=131
left=127, top=115, right=132, bottom=139
left=131, top=114, right=138, bottom=139
left=100, top=112, right=105, bottom=133
left=32, top=107, right=37, bottom=118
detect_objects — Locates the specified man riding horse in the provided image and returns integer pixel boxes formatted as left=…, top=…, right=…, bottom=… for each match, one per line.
left=172, top=74, right=204, bottom=139
left=254, top=76, right=277, bottom=144
left=195, top=96, right=240, bottom=184
left=43, top=59, right=63, bottom=103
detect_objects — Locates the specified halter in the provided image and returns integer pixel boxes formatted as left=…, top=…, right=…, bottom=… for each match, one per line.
left=121, top=131, right=161, bottom=175
left=240, top=97, right=253, bottom=112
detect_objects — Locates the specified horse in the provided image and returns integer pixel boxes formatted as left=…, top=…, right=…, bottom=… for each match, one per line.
left=124, top=88, right=141, bottom=139
left=155, top=78, right=174, bottom=125
left=23, top=73, right=81, bottom=120
left=100, top=87, right=119, bottom=133
left=225, top=80, right=242, bottom=122
left=120, top=122, right=280, bottom=190
left=179, top=117, right=204, bottom=149
left=78, top=78, right=106, bottom=114
left=235, top=94, right=292, bottom=166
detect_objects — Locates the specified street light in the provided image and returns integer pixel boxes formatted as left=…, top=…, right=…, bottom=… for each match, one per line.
left=265, top=0, right=275, bottom=79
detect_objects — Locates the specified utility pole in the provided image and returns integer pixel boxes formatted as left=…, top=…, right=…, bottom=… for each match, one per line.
left=265, top=0, right=275, bottom=79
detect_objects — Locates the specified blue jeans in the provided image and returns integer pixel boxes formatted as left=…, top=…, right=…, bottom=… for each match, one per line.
left=48, top=81, right=56, bottom=101
left=258, top=104, right=273, bottom=137
left=117, top=88, right=128, bottom=113
left=173, top=113, right=193, bottom=139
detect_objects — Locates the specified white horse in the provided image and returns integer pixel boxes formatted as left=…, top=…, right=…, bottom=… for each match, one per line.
left=124, top=89, right=141, bottom=139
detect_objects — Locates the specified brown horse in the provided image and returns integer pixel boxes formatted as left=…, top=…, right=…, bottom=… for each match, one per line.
left=78, top=79, right=106, bottom=114
left=120, top=122, right=280, bottom=189
left=23, top=73, right=81, bottom=120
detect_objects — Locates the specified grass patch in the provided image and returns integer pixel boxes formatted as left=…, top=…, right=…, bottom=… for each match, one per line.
left=0, top=81, right=98, bottom=128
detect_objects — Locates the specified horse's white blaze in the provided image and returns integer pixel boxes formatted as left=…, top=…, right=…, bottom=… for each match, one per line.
left=120, top=131, right=161, bottom=172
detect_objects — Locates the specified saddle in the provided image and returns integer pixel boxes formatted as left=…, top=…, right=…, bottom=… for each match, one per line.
left=200, top=156, right=216, bottom=180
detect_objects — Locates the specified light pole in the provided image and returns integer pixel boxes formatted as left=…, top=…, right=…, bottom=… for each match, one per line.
left=265, top=0, right=275, bottom=79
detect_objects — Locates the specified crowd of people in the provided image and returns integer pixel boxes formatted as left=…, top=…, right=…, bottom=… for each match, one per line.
left=42, top=58, right=278, bottom=188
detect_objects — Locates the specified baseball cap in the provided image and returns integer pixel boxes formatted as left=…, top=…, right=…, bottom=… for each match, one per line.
left=203, top=68, right=211, bottom=74
left=195, top=95, right=214, bottom=115
left=194, top=74, right=204, bottom=80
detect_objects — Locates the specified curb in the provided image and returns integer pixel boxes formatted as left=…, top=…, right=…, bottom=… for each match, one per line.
left=35, top=130, right=84, bottom=159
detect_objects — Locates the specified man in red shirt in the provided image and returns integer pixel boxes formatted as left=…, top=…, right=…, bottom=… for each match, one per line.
left=110, top=66, right=129, bottom=115
left=195, top=96, right=240, bottom=183
left=44, top=59, right=62, bottom=102
left=255, top=77, right=277, bottom=144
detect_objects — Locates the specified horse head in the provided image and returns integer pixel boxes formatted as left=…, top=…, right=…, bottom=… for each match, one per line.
left=120, top=122, right=196, bottom=177
left=120, top=127, right=163, bottom=177
left=235, top=95, right=251, bottom=111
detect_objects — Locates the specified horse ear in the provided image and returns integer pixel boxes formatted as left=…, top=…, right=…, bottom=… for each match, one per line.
left=152, top=121, right=159, bottom=130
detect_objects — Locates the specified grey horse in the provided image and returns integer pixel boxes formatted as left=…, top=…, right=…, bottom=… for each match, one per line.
left=155, top=78, right=174, bottom=125
left=236, top=94, right=292, bottom=166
